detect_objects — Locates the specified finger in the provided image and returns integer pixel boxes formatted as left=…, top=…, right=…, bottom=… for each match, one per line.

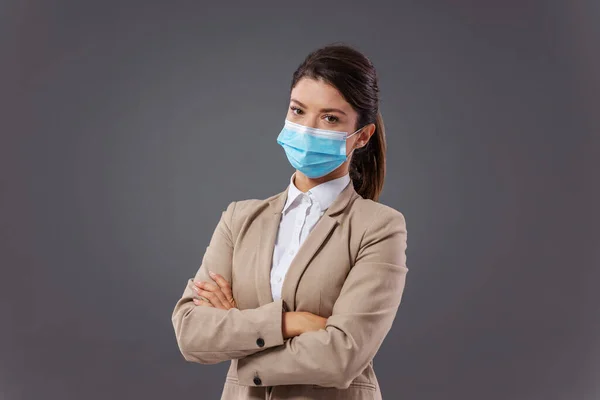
left=192, top=285, right=210, bottom=304
left=196, top=288, right=229, bottom=310
left=191, top=283, right=209, bottom=300
left=193, top=298, right=213, bottom=307
left=196, top=280, right=220, bottom=292
left=194, top=280, right=225, bottom=296
left=195, top=281, right=231, bottom=310
left=209, top=271, right=235, bottom=305
left=209, top=271, right=231, bottom=290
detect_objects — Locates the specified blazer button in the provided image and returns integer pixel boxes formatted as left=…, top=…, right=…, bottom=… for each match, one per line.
left=253, top=376, right=262, bottom=386
left=256, top=338, right=265, bottom=347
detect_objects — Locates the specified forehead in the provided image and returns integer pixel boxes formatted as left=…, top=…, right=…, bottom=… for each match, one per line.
left=291, top=78, right=353, bottom=113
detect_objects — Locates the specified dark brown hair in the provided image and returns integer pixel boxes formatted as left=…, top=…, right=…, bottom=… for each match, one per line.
left=290, top=43, right=386, bottom=201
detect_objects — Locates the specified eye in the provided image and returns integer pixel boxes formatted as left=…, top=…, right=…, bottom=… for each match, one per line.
left=290, top=105, right=303, bottom=115
left=323, top=114, right=339, bottom=124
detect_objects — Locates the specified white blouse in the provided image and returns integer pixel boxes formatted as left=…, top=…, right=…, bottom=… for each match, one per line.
left=270, top=172, right=351, bottom=301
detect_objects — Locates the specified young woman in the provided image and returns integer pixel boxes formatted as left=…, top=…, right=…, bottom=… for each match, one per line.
left=172, top=44, right=408, bottom=400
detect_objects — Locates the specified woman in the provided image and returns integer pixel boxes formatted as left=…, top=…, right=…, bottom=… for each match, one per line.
left=171, top=44, right=408, bottom=400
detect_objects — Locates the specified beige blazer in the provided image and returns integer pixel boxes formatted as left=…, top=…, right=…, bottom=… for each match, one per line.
left=171, top=181, right=408, bottom=400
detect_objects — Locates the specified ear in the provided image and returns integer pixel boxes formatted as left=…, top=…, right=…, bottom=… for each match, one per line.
left=356, top=123, right=377, bottom=148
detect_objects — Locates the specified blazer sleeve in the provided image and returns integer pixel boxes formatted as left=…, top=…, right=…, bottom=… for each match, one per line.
left=236, top=208, right=408, bottom=388
left=171, top=201, right=285, bottom=365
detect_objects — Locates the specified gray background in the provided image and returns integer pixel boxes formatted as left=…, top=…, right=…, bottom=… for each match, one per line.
left=2, top=1, right=599, bottom=399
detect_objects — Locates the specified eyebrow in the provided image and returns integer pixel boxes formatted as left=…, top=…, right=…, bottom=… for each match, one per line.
left=290, top=98, right=347, bottom=116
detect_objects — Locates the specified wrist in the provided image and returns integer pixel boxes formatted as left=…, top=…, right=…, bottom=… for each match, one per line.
left=282, top=311, right=303, bottom=339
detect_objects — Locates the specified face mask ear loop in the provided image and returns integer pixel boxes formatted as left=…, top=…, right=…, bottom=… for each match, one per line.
left=345, top=127, right=364, bottom=159
left=346, top=126, right=363, bottom=140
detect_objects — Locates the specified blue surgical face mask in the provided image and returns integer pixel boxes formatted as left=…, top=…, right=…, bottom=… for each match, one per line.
left=276, top=119, right=363, bottom=179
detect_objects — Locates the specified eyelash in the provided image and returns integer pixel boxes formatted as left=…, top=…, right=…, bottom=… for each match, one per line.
left=323, top=114, right=339, bottom=123
left=289, top=106, right=339, bottom=123
left=290, top=105, right=303, bottom=115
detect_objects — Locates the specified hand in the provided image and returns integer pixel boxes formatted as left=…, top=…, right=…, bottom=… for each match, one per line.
left=192, top=271, right=237, bottom=310
left=282, top=311, right=327, bottom=339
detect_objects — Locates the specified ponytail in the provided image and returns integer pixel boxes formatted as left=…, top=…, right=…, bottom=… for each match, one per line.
left=350, top=111, right=386, bottom=201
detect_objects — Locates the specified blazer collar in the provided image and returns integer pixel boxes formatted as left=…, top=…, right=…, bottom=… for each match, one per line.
left=268, top=176, right=359, bottom=217
left=282, top=173, right=352, bottom=215
left=255, top=179, right=360, bottom=309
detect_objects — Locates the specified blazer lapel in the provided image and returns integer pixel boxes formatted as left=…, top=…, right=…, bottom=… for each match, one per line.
left=280, top=182, right=360, bottom=311
left=254, top=188, right=288, bottom=306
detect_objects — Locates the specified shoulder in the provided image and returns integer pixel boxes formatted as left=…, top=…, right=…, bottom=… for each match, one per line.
left=221, top=192, right=283, bottom=221
left=351, top=196, right=407, bottom=233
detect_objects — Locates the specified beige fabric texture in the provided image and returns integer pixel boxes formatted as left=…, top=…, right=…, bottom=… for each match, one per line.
left=172, top=182, right=408, bottom=400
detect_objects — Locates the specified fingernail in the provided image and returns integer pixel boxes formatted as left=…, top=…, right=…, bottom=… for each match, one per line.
left=209, top=270, right=216, bottom=277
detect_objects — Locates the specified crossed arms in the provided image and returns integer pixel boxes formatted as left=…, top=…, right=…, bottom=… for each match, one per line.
left=171, top=201, right=408, bottom=389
